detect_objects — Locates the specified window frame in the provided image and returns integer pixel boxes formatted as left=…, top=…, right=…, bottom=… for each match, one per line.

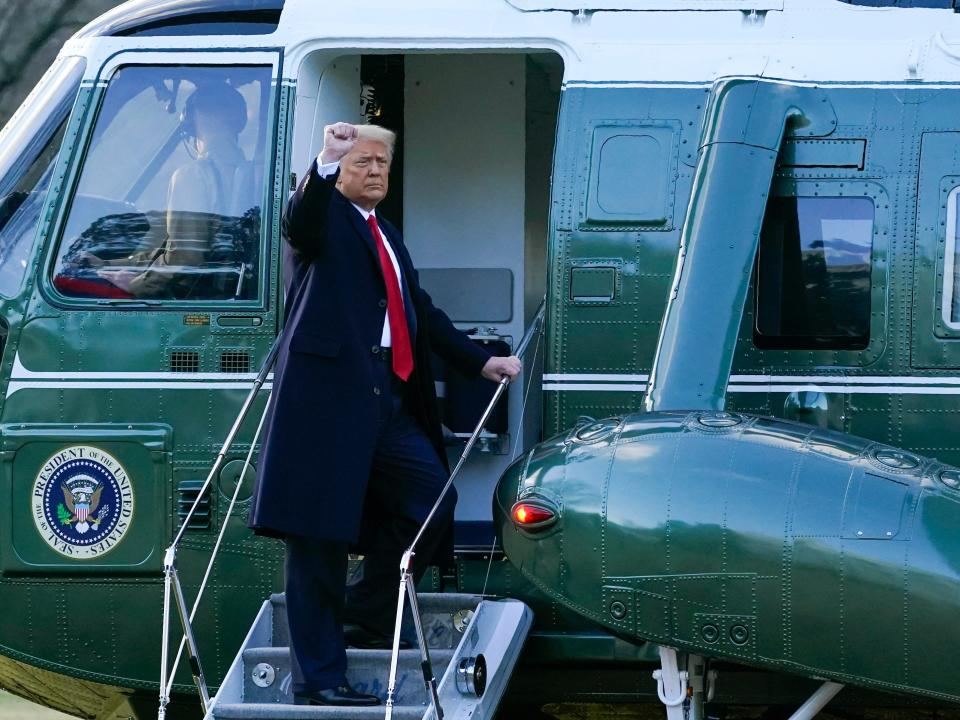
left=753, top=194, right=876, bottom=351
left=941, top=186, right=960, bottom=331
left=911, top=132, right=960, bottom=369
left=742, top=178, right=889, bottom=368
left=42, top=49, right=282, bottom=311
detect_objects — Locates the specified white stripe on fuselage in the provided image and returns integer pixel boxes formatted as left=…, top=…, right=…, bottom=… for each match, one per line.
left=10, top=360, right=960, bottom=398
left=6, top=380, right=273, bottom=395
left=9, top=355, right=267, bottom=382
left=543, top=373, right=960, bottom=394
left=4, top=355, right=273, bottom=398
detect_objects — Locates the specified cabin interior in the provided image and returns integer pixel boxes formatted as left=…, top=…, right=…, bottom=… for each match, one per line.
left=291, top=51, right=564, bottom=546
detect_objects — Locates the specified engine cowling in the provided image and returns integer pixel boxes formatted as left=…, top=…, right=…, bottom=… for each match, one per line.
left=494, top=411, right=960, bottom=702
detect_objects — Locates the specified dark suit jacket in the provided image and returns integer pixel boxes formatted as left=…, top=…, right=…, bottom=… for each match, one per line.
left=248, top=160, right=490, bottom=543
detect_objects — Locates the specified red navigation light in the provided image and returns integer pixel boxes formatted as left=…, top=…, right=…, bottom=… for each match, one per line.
left=511, top=501, right=557, bottom=530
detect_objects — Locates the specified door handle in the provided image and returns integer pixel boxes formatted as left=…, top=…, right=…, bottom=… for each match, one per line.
left=216, top=316, right=262, bottom=327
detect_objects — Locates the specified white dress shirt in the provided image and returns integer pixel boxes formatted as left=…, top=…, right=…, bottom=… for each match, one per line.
left=318, top=159, right=404, bottom=347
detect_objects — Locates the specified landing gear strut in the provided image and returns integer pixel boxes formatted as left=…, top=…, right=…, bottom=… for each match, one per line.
left=653, top=646, right=716, bottom=720
left=652, top=646, right=844, bottom=720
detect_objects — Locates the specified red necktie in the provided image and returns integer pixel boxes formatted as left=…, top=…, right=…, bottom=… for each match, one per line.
left=368, top=215, right=414, bottom=380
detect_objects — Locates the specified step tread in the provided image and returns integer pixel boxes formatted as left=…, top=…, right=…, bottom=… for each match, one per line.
left=243, top=647, right=456, bottom=662
left=270, top=592, right=482, bottom=608
left=269, top=594, right=482, bottom=650
left=214, top=702, right=425, bottom=720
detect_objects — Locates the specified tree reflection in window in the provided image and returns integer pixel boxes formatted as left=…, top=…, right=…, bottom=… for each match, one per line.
left=52, top=64, right=271, bottom=302
left=754, top=196, right=874, bottom=350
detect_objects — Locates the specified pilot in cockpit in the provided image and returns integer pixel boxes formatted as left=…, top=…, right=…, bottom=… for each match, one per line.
left=76, top=81, right=250, bottom=299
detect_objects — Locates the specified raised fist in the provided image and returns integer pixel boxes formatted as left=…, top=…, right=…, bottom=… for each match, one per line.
left=319, top=122, right=359, bottom=164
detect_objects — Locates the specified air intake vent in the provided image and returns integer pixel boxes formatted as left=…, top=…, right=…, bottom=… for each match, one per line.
left=170, top=350, right=200, bottom=373
left=837, top=1, right=957, bottom=8
left=79, top=0, right=285, bottom=38
left=220, top=350, right=251, bottom=374
left=177, top=480, right=211, bottom=530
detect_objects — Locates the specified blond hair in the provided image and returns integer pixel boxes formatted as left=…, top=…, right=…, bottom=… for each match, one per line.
left=356, top=124, right=396, bottom=162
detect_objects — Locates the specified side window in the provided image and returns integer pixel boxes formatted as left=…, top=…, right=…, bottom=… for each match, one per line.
left=754, top=196, right=875, bottom=350
left=941, top=186, right=960, bottom=328
left=51, top=64, right=272, bottom=302
left=0, top=58, right=84, bottom=298
left=0, top=117, right=70, bottom=299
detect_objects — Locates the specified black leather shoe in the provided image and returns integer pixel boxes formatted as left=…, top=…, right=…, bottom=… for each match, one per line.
left=294, top=685, right=380, bottom=706
left=344, top=622, right=411, bottom=650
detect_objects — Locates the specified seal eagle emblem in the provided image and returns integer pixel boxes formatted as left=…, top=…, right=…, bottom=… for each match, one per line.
left=61, top=474, right=104, bottom=534
left=31, top=446, right=134, bottom=559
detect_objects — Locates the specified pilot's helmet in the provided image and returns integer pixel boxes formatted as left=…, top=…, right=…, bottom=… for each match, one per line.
left=180, top=82, right=247, bottom=139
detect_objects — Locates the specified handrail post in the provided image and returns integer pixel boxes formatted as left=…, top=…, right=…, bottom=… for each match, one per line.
left=384, top=300, right=546, bottom=720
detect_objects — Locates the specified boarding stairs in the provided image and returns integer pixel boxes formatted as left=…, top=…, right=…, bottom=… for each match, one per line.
left=203, top=592, right=532, bottom=720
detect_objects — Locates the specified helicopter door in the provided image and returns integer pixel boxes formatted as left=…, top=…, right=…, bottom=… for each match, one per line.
left=2, top=51, right=283, bottom=573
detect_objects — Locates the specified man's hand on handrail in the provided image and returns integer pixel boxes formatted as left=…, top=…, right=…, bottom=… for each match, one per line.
left=481, top=355, right=521, bottom=383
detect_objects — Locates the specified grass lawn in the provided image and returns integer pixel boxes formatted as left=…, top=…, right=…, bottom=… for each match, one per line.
left=0, top=692, right=74, bottom=720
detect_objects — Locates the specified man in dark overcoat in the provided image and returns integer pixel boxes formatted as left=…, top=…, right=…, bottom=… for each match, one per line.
left=248, top=122, right=520, bottom=706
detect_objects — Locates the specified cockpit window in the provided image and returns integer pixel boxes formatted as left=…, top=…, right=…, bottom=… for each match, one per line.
left=52, top=64, right=272, bottom=303
left=754, top=196, right=874, bottom=350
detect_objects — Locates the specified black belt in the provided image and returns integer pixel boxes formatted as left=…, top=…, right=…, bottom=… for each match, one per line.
left=376, top=347, right=407, bottom=394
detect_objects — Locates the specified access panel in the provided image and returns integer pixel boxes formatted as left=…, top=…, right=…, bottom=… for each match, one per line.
left=913, top=131, right=960, bottom=367
left=1, top=424, right=171, bottom=574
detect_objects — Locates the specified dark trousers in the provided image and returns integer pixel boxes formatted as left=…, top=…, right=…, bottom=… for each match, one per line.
left=284, top=362, right=455, bottom=694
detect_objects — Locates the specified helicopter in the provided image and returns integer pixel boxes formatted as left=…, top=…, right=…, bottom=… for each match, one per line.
left=3, top=0, right=960, bottom=718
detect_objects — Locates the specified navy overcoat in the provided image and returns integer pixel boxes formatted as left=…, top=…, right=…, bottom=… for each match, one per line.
left=248, top=160, right=489, bottom=544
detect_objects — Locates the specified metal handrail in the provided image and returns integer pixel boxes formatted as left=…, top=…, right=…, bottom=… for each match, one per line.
left=157, top=334, right=281, bottom=720
left=384, top=298, right=546, bottom=720
left=162, top=400, right=271, bottom=701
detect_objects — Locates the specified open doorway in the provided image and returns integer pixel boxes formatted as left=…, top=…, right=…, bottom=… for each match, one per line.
left=292, top=50, right=563, bottom=549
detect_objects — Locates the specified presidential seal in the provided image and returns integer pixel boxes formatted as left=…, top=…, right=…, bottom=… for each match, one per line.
left=31, top=446, right=134, bottom=559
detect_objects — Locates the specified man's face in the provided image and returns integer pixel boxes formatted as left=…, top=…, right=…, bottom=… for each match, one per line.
left=193, top=111, right=233, bottom=154
left=336, top=138, right=390, bottom=211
